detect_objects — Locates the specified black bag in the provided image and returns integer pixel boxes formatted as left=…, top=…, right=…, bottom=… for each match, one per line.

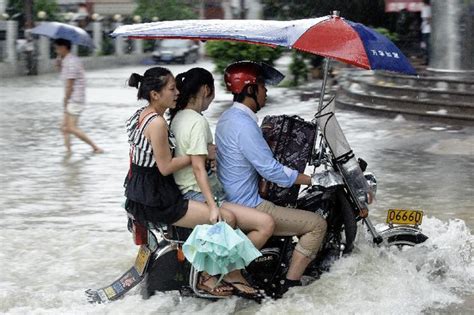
left=259, top=115, right=316, bottom=206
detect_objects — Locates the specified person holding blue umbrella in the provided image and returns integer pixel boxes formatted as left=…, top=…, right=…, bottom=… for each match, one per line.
left=54, top=38, right=102, bottom=154
left=31, top=22, right=95, bottom=49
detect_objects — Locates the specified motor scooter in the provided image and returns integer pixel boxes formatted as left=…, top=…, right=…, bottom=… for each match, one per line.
left=86, top=98, right=428, bottom=303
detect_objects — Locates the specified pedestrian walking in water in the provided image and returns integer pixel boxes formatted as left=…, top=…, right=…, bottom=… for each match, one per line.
left=420, top=0, right=432, bottom=65
left=54, top=38, right=102, bottom=154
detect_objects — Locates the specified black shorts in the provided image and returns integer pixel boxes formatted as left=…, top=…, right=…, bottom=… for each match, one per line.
left=124, top=198, right=188, bottom=225
left=124, top=164, right=188, bottom=225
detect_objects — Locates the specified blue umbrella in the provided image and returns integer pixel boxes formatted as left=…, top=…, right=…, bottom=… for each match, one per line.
left=31, top=22, right=95, bottom=48
left=183, top=221, right=262, bottom=276
left=111, top=13, right=416, bottom=117
left=111, top=15, right=416, bottom=75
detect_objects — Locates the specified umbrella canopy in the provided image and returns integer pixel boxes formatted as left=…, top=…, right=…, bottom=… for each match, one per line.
left=182, top=221, right=261, bottom=276
left=31, top=22, right=95, bottom=48
left=111, top=15, right=416, bottom=75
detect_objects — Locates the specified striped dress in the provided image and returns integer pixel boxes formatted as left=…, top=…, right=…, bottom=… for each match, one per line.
left=124, top=107, right=187, bottom=225
left=126, top=107, right=177, bottom=168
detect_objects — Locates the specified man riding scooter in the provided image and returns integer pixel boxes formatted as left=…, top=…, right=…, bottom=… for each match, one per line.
left=216, top=61, right=328, bottom=293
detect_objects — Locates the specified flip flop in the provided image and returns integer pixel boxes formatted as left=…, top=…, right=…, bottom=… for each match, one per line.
left=223, top=280, right=264, bottom=303
left=197, top=274, right=233, bottom=297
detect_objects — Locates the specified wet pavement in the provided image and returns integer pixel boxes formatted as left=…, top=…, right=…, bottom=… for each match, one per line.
left=0, top=59, right=472, bottom=314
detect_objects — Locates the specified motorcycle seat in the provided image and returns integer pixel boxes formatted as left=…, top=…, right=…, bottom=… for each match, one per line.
left=126, top=212, right=166, bottom=229
left=126, top=213, right=192, bottom=243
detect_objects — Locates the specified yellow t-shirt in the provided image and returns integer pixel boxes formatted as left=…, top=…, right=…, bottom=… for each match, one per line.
left=171, top=109, right=220, bottom=194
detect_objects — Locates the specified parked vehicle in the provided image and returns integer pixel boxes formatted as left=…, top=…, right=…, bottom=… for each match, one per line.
left=152, top=39, right=199, bottom=64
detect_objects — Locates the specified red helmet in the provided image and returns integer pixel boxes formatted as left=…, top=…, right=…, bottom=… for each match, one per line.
left=224, top=61, right=285, bottom=94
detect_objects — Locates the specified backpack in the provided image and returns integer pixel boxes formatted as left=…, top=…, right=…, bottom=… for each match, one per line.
left=259, top=115, right=317, bottom=206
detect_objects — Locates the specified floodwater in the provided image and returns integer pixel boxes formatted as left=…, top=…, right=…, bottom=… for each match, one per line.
left=0, top=60, right=472, bottom=314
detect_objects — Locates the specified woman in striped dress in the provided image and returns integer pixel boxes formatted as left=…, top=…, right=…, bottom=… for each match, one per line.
left=124, top=67, right=235, bottom=296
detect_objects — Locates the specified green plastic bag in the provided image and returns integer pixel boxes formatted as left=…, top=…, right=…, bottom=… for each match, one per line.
left=182, top=221, right=262, bottom=276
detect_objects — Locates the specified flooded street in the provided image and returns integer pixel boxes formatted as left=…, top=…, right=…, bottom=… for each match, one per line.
left=0, top=60, right=473, bottom=314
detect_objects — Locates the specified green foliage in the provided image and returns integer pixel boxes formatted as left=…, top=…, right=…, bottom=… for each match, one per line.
left=205, top=41, right=284, bottom=74
left=34, top=0, right=61, bottom=21
left=288, top=51, right=308, bottom=86
left=100, top=34, right=115, bottom=56
left=261, top=0, right=388, bottom=28
left=374, top=27, right=399, bottom=43
left=143, top=40, right=155, bottom=53
left=6, top=0, right=22, bottom=18
left=78, top=45, right=92, bottom=57
left=7, top=0, right=61, bottom=22
left=261, top=0, right=398, bottom=87
left=134, top=0, right=198, bottom=22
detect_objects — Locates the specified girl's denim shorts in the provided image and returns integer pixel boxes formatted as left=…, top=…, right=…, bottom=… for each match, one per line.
left=183, top=188, right=226, bottom=207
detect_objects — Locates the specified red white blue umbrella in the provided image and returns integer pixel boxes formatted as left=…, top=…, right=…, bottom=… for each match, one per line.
left=111, top=14, right=416, bottom=75
left=31, top=22, right=95, bottom=48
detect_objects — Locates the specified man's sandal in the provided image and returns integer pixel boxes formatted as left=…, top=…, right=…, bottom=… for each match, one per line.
left=223, top=280, right=264, bottom=303
left=197, top=274, right=233, bottom=297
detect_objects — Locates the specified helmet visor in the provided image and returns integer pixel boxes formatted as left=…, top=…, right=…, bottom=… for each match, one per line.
left=260, top=62, right=285, bottom=86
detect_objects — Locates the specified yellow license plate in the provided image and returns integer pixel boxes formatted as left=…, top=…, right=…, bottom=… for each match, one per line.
left=134, top=245, right=151, bottom=275
left=386, top=209, right=423, bottom=226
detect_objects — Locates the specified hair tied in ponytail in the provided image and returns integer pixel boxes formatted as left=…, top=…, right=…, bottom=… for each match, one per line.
left=129, top=67, right=172, bottom=102
left=128, top=73, right=143, bottom=89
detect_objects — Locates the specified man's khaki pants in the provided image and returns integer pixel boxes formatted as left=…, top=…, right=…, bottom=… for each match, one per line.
left=256, top=200, right=327, bottom=258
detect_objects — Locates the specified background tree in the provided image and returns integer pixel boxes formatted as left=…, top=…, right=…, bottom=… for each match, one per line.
left=133, top=0, right=198, bottom=22
left=261, top=0, right=396, bottom=86
left=133, top=0, right=199, bottom=52
left=34, top=0, right=61, bottom=21
left=261, top=0, right=389, bottom=28
left=205, top=41, right=283, bottom=74
left=7, top=0, right=61, bottom=26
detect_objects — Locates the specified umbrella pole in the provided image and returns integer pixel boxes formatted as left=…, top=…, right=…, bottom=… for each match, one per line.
left=316, top=57, right=331, bottom=115
left=312, top=58, right=331, bottom=166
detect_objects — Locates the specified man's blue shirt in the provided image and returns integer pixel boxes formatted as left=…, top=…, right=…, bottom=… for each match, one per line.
left=216, top=102, right=298, bottom=208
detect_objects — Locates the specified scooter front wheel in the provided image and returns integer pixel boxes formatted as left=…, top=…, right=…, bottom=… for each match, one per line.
left=336, top=189, right=357, bottom=254
left=378, top=226, right=428, bottom=247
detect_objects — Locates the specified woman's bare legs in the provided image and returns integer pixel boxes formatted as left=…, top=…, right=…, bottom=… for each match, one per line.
left=173, top=200, right=236, bottom=228
left=221, top=202, right=275, bottom=249
left=62, top=113, right=103, bottom=153
left=61, top=114, right=71, bottom=153
left=220, top=202, right=275, bottom=295
left=173, top=200, right=237, bottom=295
